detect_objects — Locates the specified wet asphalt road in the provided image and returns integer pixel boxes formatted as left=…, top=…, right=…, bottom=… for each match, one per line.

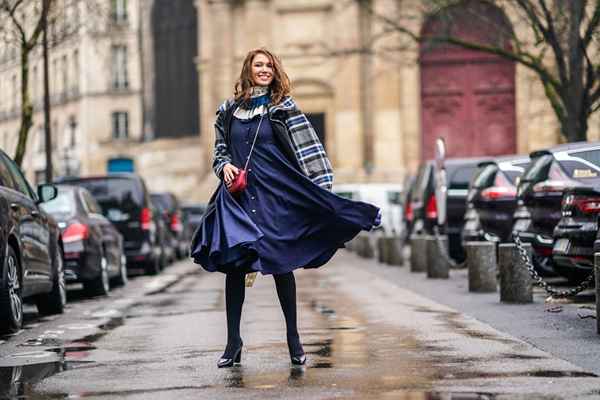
left=2, top=251, right=600, bottom=399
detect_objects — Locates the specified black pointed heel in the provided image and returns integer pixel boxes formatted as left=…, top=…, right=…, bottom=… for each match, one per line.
left=217, top=341, right=243, bottom=368
left=287, top=334, right=306, bottom=366
left=291, top=354, right=306, bottom=365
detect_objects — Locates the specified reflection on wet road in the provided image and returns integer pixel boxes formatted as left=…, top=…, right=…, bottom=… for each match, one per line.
left=1, top=255, right=600, bottom=399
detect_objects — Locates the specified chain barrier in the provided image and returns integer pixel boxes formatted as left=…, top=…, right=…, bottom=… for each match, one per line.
left=512, top=232, right=595, bottom=298
left=433, top=226, right=466, bottom=269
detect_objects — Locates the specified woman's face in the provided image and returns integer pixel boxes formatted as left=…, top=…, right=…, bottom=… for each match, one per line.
left=251, top=53, right=274, bottom=87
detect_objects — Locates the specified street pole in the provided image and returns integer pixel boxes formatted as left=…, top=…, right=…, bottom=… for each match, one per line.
left=43, top=1, right=53, bottom=183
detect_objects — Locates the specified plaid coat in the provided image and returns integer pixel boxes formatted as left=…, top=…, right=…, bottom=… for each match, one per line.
left=212, top=96, right=334, bottom=191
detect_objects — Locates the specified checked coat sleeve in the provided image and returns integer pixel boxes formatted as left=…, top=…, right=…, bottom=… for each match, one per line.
left=283, top=105, right=334, bottom=191
left=212, top=100, right=234, bottom=179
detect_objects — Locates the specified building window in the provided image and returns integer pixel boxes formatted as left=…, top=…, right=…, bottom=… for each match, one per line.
left=37, top=126, right=45, bottom=154
left=68, top=116, right=77, bottom=147
left=11, top=74, right=17, bottom=111
left=111, top=45, right=128, bottom=89
left=31, top=65, right=38, bottom=103
left=112, top=111, right=128, bottom=140
left=73, top=49, right=79, bottom=92
left=111, top=0, right=128, bottom=23
left=62, top=54, right=68, bottom=98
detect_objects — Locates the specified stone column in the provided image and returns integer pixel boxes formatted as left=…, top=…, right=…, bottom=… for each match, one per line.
left=410, top=234, right=427, bottom=272
left=499, top=243, right=533, bottom=303
left=465, top=241, right=497, bottom=292
left=426, top=235, right=449, bottom=279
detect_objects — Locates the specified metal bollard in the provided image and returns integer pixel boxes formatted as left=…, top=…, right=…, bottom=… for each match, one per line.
left=355, top=235, right=366, bottom=257
left=377, top=237, right=388, bottom=263
left=410, top=234, right=427, bottom=272
left=499, top=243, right=533, bottom=303
left=387, top=237, right=404, bottom=266
left=465, top=241, right=497, bottom=293
left=362, top=235, right=375, bottom=259
left=426, top=235, right=449, bottom=279
left=595, top=253, right=600, bottom=334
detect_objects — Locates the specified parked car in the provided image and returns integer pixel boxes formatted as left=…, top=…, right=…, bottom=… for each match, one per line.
left=513, top=141, right=600, bottom=277
left=401, top=175, right=416, bottom=242
left=150, top=192, right=187, bottom=259
left=550, top=145, right=600, bottom=281
left=40, top=185, right=127, bottom=296
left=182, top=203, right=207, bottom=245
left=411, top=157, right=490, bottom=262
left=462, top=155, right=530, bottom=244
left=150, top=195, right=175, bottom=267
left=333, top=183, right=404, bottom=237
left=0, top=150, right=65, bottom=333
left=553, top=185, right=600, bottom=282
left=56, top=174, right=164, bottom=275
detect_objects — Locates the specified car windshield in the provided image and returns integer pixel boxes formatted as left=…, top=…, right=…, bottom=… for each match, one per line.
left=40, top=189, right=76, bottom=218
left=559, top=149, right=600, bottom=182
left=412, top=163, right=432, bottom=202
left=522, top=155, right=553, bottom=182
left=471, top=165, right=497, bottom=188
left=449, top=165, right=479, bottom=189
left=183, top=206, right=206, bottom=222
left=66, top=178, right=144, bottom=216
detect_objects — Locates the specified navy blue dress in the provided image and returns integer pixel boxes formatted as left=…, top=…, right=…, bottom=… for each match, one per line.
left=191, top=114, right=380, bottom=275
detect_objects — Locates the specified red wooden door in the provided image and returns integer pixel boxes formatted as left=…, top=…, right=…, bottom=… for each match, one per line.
left=419, top=4, right=516, bottom=160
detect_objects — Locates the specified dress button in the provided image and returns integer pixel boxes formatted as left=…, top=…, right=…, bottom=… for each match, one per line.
left=251, top=196, right=255, bottom=200
left=251, top=209, right=256, bottom=213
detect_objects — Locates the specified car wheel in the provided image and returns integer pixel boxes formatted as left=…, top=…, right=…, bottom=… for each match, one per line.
left=112, top=254, right=128, bottom=287
left=36, top=245, right=66, bottom=316
left=145, top=251, right=161, bottom=276
left=83, top=256, right=110, bottom=297
left=0, top=246, right=23, bottom=334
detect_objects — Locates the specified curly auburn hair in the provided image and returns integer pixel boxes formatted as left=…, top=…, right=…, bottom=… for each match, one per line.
left=234, top=48, right=291, bottom=106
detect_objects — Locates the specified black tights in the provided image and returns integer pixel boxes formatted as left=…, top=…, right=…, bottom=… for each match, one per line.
left=223, top=270, right=303, bottom=357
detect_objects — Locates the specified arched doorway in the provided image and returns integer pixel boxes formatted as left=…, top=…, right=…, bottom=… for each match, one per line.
left=419, top=1, right=516, bottom=160
left=152, top=0, right=199, bottom=138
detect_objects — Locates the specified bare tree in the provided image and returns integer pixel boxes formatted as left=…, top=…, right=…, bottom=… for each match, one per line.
left=0, top=0, right=52, bottom=166
left=0, top=0, right=109, bottom=168
left=359, top=0, right=600, bottom=143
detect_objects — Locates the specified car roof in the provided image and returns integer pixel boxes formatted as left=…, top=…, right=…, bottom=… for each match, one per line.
left=57, top=172, right=143, bottom=182
left=477, top=154, right=530, bottom=168
left=530, top=141, right=600, bottom=158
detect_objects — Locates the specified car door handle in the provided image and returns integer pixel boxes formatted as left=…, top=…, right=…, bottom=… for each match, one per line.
left=10, top=203, right=19, bottom=211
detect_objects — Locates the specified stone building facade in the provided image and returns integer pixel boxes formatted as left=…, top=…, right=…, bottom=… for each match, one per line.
left=0, top=0, right=206, bottom=202
left=197, top=0, right=600, bottom=194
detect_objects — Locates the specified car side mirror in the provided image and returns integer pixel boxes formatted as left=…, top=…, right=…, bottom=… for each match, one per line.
left=37, top=184, right=58, bottom=203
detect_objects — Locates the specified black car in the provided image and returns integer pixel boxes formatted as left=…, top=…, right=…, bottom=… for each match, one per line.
left=150, top=192, right=187, bottom=259
left=40, top=185, right=127, bottom=296
left=0, top=150, right=65, bottom=334
left=513, top=142, right=600, bottom=277
left=462, top=156, right=530, bottom=244
left=411, top=157, right=489, bottom=262
left=401, top=175, right=416, bottom=242
left=182, top=203, right=207, bottom=245
left=552, top=146, right=600, bottom=281
left=57, top=174, right=164, bottom=275
left=149, top=195, right=175, bottom=268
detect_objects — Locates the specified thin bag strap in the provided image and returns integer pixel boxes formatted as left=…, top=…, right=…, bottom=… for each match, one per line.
left=243, top=114, right=264, bottom=171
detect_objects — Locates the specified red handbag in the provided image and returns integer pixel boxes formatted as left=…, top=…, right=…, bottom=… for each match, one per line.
left=227, top=115, right=264, bottom=194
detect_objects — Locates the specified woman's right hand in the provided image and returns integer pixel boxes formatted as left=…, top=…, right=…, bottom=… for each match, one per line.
left=222, top=163, right=240, bottom=186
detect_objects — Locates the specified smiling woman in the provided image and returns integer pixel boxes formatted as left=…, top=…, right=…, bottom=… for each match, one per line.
left=191, top=47, right=381, bottom=369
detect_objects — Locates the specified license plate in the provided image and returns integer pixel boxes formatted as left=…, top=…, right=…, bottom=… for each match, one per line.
left=513, top=219, right=530, bottom=232
left=554, top=238, right=570, bottom=253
